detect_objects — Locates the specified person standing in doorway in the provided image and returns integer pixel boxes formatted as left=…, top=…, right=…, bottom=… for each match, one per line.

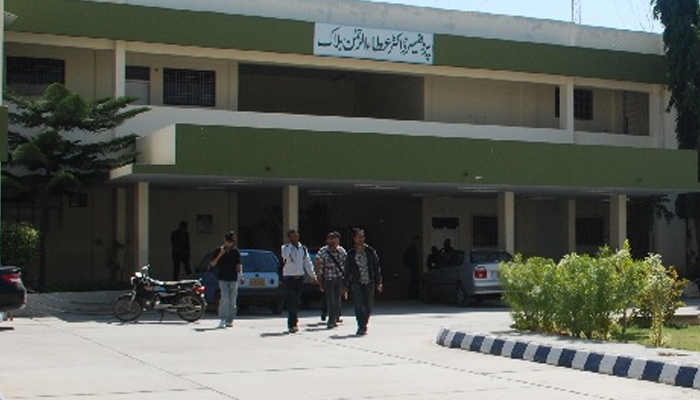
left=281, top=229, right=317, bottom=333
left=171, top=221, right=191, bottom=280
left=314, top=231, right=346, bottom=330
left=345, top=228, right=383, bottom=336
left=210, top=231, right=244, bottom=329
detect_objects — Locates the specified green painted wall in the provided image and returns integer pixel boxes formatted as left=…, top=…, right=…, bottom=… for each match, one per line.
left=6, top=0, right=313, bottom=54
left=434, top=35, right=667, bottom=85
left=130, top=125, right=699, bottom=192
left=6, top=0, right=667, bottom=84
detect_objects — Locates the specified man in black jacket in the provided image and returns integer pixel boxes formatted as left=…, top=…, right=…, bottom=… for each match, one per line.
left=344, top=228, right=383, bottom=336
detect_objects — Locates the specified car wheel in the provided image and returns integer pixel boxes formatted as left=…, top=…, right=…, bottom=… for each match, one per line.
left=454, top=284, right=469, bottom=307
left=419, top=280, right=434, bottom=304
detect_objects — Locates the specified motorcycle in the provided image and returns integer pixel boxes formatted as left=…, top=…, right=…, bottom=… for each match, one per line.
left=114, top=265, right=207, bottom=323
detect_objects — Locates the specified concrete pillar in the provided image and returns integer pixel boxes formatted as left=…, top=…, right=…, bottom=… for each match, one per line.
left=134, top=182, right=149, bottom=268
left=560, top=78, right=575, bottom=133
left=229, top=61, right=239, bottom=111
left=498, top=191, right=515, bottom=254
left=610, top=194, right=627, bottom=250
left=114, top=40, right=126, bottom=97
left=283, top=185, right=299, bottom=235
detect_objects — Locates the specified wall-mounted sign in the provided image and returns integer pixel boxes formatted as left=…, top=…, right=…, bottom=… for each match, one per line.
left=314, top=23, right=433, bottom=65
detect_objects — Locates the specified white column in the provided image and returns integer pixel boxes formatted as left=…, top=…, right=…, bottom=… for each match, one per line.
left=114, top=40, right=126, bottom=97
left=498, top=191, right=515, bottom=254
left=134, top=183, right=150, bottom=268
left=283, top=185, right=299, bottom=235
left=559, top=78, right=575, bottom=133
left=610, top=194, right=627, bottom=250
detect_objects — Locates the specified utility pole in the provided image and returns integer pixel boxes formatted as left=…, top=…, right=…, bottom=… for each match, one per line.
left=572, top=0, right=581, bottom=24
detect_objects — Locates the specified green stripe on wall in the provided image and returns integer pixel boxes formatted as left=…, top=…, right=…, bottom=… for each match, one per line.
left=130, top=125, right=698, bottom=192
left=435, top=35, right=668, bottom=85
left=7, top=0, right=667, bottom=84
left=6, top=0, right=313, bottom=54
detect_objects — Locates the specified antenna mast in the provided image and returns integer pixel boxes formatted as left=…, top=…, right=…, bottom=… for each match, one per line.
left=572, top=0, right=581, bottom=24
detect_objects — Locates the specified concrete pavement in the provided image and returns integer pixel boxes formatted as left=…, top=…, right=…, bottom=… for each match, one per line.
left=1, top=291, right=698, bottom=399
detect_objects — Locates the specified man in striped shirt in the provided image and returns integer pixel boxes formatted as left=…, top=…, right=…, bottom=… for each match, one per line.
left=314, top=231, right=346, bottom=329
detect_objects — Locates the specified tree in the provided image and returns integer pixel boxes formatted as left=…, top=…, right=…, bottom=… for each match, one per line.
left=3, top=83, right=149, bottom=287
left=653, top=0, right=700, bottom=279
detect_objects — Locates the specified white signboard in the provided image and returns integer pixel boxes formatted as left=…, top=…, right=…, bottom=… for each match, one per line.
left=314, top=23, right=434, bottom=65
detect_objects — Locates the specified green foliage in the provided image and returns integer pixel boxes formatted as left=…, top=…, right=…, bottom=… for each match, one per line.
left=652, top=0, right=700, bottom=151
left=0, top=222, right=40, bottom=277
left=501, top=255, right=558, bottom=332
left=4, top=83, right=150, bottom=194
left=632, top=258, right=686, bottom=346
left=501, top=242, right=684, bottom=342
left=94, top=238, right=128, bottom=281
left=3, top=83, right=149, bottom=287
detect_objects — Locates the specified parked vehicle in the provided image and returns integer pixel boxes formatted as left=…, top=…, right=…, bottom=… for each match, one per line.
left=190, top=249, right=284, bottom=314
left=0, top=266, right=26, bottom=314
left=114, top=265, right=206, bottom=322
left=420, top=248, right=512, bottom=306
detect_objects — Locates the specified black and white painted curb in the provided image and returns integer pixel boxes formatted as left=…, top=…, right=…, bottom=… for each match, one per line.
left=436, top=327, right=700, bottom=390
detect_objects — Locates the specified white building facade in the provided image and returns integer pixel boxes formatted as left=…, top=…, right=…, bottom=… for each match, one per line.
left=2, top=0, right=698, bottom=294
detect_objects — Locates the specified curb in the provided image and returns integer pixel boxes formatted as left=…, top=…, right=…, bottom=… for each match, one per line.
left=436, top=327, right=700, bottom=390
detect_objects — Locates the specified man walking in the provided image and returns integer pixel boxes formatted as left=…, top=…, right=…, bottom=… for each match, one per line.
left=345, top=228, right=383, bottom=336
left=171, top=220, right=191, bottom=280
left=210, top=231, right=244, bottom=329
left=314, top=231, right=346, bottom=330
left=281, top=229, right=317, bottom=333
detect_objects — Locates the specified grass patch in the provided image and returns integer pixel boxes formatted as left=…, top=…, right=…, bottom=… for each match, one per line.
left=612, top=324, right=700, bottom=352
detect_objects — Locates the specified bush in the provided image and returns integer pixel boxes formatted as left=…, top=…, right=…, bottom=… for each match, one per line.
left=1, top=222, right=40, bottom=282
left=501, top=255, right=558, bottom=333
left=501, top=242, right=681, bottom=342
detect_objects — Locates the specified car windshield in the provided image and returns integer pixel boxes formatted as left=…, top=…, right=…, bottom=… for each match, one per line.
left=470, top=251, right=513, bottom=264
left=240, top=251, right=279, bottom=273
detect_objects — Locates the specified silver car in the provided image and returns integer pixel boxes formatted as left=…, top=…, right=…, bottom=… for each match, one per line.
left=420, top=249, right=512, bottom=306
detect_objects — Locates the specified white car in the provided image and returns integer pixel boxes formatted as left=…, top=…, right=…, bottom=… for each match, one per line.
left=420, top=249, right=512, bottom=306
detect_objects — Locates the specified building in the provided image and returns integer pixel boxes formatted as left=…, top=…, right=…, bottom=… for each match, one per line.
left=2, top=0, right=698, bottom=295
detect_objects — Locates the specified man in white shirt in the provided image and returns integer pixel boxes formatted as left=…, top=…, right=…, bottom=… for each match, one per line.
left=281, top=229, right=317, bottom=333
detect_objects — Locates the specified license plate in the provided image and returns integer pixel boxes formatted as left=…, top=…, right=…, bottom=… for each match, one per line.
left=249, top=278, right=266, bottom=288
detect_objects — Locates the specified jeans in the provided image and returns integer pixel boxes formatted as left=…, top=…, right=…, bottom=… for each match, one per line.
left=218, top=280, right=239, bottom=323
left=284, top=276, right=303, bottom=329
left=324, top=279, right=343, bottom=327
left=351, top=281, right=375, bottom=331
left=172, top=252, right=191, bottom=281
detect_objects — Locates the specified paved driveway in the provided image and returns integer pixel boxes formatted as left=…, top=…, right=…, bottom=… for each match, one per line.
left=0, top=294, right=697, bottom=399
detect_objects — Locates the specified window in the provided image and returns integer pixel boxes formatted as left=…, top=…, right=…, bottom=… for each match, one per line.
left=2, top=194, right=63, bottom=230
left=473, top=216, right=498, bottom=247
left=6, top=56, right=65, bottom=96
left=554, top=88, right=594, bottom=120
left=126, top=65, right=150, bottom=105
left=576, top=217, right=604, bottom=246
left=163, top=68, right=215, bottom=107
left=574, top=89, right=593, bottom=120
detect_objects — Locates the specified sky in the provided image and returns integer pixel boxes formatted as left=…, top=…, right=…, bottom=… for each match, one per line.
left=360, top=0, right=664, bottom=33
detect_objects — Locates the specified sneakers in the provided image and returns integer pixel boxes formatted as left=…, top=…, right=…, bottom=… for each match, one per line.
left=218, top=320, right=227, bottom=329
left=326, top=323, right=337, bottom=330
left=288, top=326, right=299, bottom=333
left=356, top=327, right=367, bottom=336
left=226, top=322, right=233, bottom=328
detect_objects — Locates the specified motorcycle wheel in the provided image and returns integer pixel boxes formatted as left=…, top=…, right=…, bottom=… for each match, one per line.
left=176, top=294, right=205, bottom=322
left=114, top=294, right=143, bottom=322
